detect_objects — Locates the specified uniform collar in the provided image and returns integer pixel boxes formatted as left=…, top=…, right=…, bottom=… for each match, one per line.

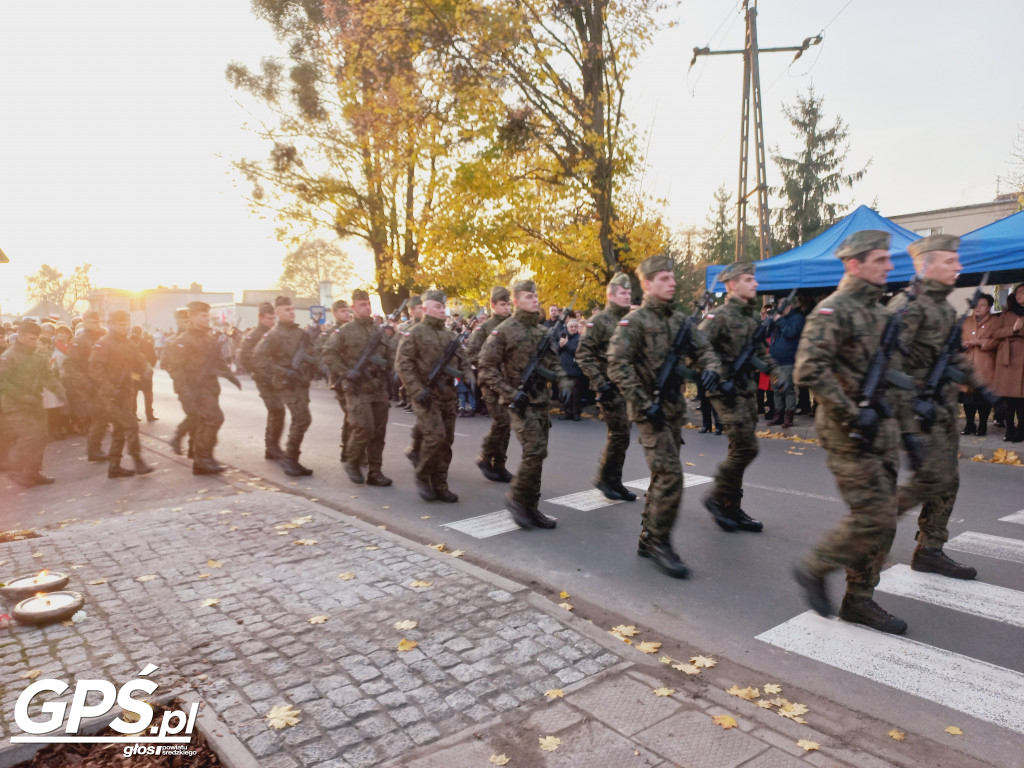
left=605, top=302, right=630, bottom=319
left=641, top=295, right=674, bottom=317
left=424, top=314, right=445, bottom=329
left=726, top=294, right=758, bottom=316
left=278, top=320, right=299, bottom=329
left=514, top=308, right=541, bottom=326
left=921, top=278, right=955, bottom=300
left=838, top=274, right=885, bottom=303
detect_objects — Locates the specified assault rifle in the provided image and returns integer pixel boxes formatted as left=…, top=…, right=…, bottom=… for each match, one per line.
left=284, top=329, right=320, bottom=384
left=345, top=298, right=408, bottom=384
left=718, top=285, right=798, bottom=398
left=199, top=332, right=241, bottom=390
left=913, top=272, right=990, bottom=432
left=849, top=276, right=921, bottom=446
left=650, top=290, right=715, bottom=411
left=509, top=297, right=576, bottom=415
left=425, top=309, right=486, bottom=391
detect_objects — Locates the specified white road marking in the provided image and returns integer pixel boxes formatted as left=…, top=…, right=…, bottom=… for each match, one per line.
left=945, top=532, right=1024, bottom=565
left=998, top=509, right=1024, bottom=525
left=744, top=483, right=841, bottom=503
left=875, top=565, right=1024, bottom=628
left=756, top=611, right=1024, bottom=734
left=623, top=474, right=713, bottom=492
left=442, top=510, right=520, bottom=539
left=545, top=488, right=626, bottom=511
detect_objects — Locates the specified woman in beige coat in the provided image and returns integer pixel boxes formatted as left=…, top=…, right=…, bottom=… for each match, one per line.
left=992, top=283, right=1024, bottom=442
left=960, top=293, right=1000, bottom=435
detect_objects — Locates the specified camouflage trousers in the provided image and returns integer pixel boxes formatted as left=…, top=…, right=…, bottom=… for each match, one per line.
left=480, top=389, right=511, bottom=466
left=596, top=398, right=631, bottom=485
left=510, top=405, right=550, bottom=510
left=86, top=403, right=111, bottom=456
left=180, top=390, right=224, bottom=461
left=804, top=416, right=900, bottom=597
left=280, top=386, right=312, bottom=459
left=896, top=406, right=960, bottom=548
left=412, top=398, right=457, bottom=491
left=709, top=394, right=759, bottom=506
left=256, top=381, right=285, bottom=451
left=3, top=406, right=48, bottom=477
left=347, top=400, right=388, bottom=471
left=334, top=391, right=355, bottom=464
left=101, top=396, right=141, bottom=461
left=636, top=419, right=684, bottom=541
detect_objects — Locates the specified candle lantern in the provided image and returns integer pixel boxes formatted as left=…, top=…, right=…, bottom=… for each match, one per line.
left=1, top=570, right=71, bottom=604
left=12, top=591, right=85, bottom=625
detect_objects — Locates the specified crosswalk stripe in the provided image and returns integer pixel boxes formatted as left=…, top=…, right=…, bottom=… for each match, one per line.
left=442, top=511, right=519, bottom=539
left=945, top=532, right=1024, bottom=565
left=623, top=474, right=713, bottom=492
left=545, top=488, right=626, bottom=511
left=756, top=611, right=1024, bottom=734
left=875, top=565, right=1024, bottom=628
left=998, top=509, right=1024, bottom=525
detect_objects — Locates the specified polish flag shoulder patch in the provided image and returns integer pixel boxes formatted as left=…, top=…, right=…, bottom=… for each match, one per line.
left=619, top=320, right=629, bottom=326
left=491, top=329, right=500, bottom=335
left=586, top=322, right=594, bottom=328
left=706, top=313, right=715, bottom=319
left=400, top=330, right=410, bottom=336
left=818, top=307, right=834, bottom=315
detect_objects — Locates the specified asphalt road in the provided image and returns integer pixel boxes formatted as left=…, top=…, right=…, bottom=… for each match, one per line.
left=144, top=371, right=1024, bottom=767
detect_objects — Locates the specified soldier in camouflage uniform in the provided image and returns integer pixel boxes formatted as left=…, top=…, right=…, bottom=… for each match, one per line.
left=607, top=255, right=722, bottom=578
left=63, top=311, right=107, bottom=454
left=165, top=307, right=196, bottom=458
left=322, top=289, right=394, bottom=487
left=253, top=296, right=317, bottom=477
left=397, top=289, right=460, bottom=502
left=319, top=299, right=358, bottom=465
left=478, top=280, right=571, bottom=529
left=0, top=320, right=65, bottom=487
left=397, top=295, right=424, bottom=460
left=792, top=231, right=908, bottom=634
left=465, top=286, right=512, bottom=482
left=90, top=311, right=155, bottom=479
left=889, top=234, right=1000, bottom=580
left=239, top=302, right=284, bottom=459
left=576, top=272, right=637, bottom=502
left=699, top=262, right=784, bottom=533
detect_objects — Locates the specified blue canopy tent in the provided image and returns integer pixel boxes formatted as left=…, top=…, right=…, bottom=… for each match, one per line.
left=705, top=205, right=919, bottom=292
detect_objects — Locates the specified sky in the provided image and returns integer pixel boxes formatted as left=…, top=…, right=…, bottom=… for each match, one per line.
left=1, top=0, right=1021, bottom=314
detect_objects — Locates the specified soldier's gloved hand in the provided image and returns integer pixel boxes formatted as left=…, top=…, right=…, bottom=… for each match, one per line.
left=911, top=397, right=937, bottom=433
left=848, top=407, right=879, bottom=450
left=700, top=370, right=720, bottom=394
left=346, top=369, right=363, bottom=383
left=414, top=389, right=432, bottom=408
left=901, top=433, right=925, bottom=472
left=643, top=402, right=666, bottom=431
left=509, top=389, right=530, bottom=413
left=559, top=387, right=573, bottom=410
left=774, top=375, right=789, bottom=394
left=598, top=382, right=618, bottom=402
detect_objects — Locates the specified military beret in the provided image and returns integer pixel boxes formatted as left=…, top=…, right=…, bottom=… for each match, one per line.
left=82, top=310, right=100, bottom=322
left=636, top=254, right=674, bottom=279
left=258, top=301, right=275, bottom=315
left=511, top=279, right=537, bottom=294
left=174, top=308, right=190, bottom=320
left=423, top=289, right=446, bottom=304
left=908, top=234, right=960, bottom=259
left=187, top=301, right=210, bottom=313
left=109, top=310, right=131, bottom=323
left=608, top=272, right=631, bottom=290
left=834, top=230, right=891, bottom=260
left=331, top=299, right=349, bottom=311
left=130, top=325, right=143, bottom=336
left=718, top=261, right=756, bottom=282
left=274, top=295, right=293, bottom=307
left=408, top=295, right=423, bottom=308
left=490, top=286, right=511, bottom=304
left=16, top=319, right=41, bottom=335
left=352, top=288, right=370, bottom=302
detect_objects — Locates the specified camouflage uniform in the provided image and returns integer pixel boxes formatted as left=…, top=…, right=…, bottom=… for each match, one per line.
left=576, top=296, right=632, bottom=491
left=62, top=325, right=105, bottom=442
left=397, top=312, right=460, bottom=498
left=478, top=304, right=569, bottom=515
left=254, top=321, right=315, bottom=466
left=164, top=327, right=229, bottom=471
left=240, top=319, right=285, bottom=456
left=700, top=291, right=780, bottom=519
left=397, top=303, right=423, bottom=456
left=320, top=319, right=356, bottom=463
left=465, top=297, right=512, bottom=477
left=794, top=274, right=900, bottom=598
left=90, top=326, right=150, bottom=475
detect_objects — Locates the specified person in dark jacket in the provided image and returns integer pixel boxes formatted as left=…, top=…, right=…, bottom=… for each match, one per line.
left=558, top=317, right=584, bottom=420
left=129, top=326, right=158, bottom=422
left=767, top=301, right=805, bottom=427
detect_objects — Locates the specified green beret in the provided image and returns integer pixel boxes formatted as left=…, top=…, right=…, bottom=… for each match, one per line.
left=512, top=279, right=537, bottom=294
left=174, top=308, right=190, bottom=320
left=636, top=254, right=674, bottom=279
left=275, top=295, right=293, bottom=307
left=908, top=234, right=960, bottom=260
left=608, top=272, right=631, bottom=290
left=352, top=289, right=370, bottom=302
left=423, top=289, right=446, bottom=304
left=331, top=299, right=349, bottom=311
left=16, top=319, right=41, bottom=335
left=187, top=301, right=210, bottom=313
left=258, top=302, right=275, bottom=315
left=835, top=230, right=891, bottom=260
left=109, top=310, right=131, bottom=323
left=408, top=295, right=423, bottom=308
left=718, top=262, right=756, bottom=282
left=490, top=286, right=510, bottom=304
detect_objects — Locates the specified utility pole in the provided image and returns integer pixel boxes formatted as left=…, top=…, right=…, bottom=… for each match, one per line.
left=691, top=1, right=820, bottom=260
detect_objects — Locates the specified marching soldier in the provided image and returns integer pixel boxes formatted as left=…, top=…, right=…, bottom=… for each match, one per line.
left=792, top=231, right=907, bottom=634
left=129, top=325, right=158, bottom=422
left=396, top=295, right=423, bottom=413
left=575, top=272, right=637, bottom=501
left=699, top=262, right=784, bottom=533
left=889, top=235, right=1000, bottom=580
left=64, top=311, right=107, bottom=454
left=318, top=299, right=357, bottom=465
left=607, top=255, right=721, bottom=578
left=0, top=320, right=65, bottom=487
left=322, top=289, right=393, bottom=487
left=253, top=296, right=315, bottom=477
left=478, top=280, right=571, bottom=530
left=465, top=286, right=513, bottom=482
left=89, top=311, right=155, bottom=479
left=397, top=290, right=460, bottom=502
left=240, top=302, right=284, bottom=459
left=166, top=307, right=196, bottom=458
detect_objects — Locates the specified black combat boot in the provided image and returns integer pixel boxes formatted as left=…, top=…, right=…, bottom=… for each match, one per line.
left=476, top=456, right=503, bottom=482
left=728, top=503, right=763, bottom=532
left=529, top=508, right=557, bottom=529
left=792, top=564, right=834, bottom=617
left=265, top=445, right=286, bottom=460
left=637, top=531, right=689, bottom=578
left=132, top=454, right=155, bottom=476
left=193, top=458, right=225, bottom=475
left=169, top=431, right=183, bottom=455
left=406, top=446, right=420, bottom=466
left=493, top=461, right=513, bottom=483
left=108, top=459, right=135, bottom=479
left=343, top=462, right=365, bottom=484
left=594, top=478, right=626, bottom=501
left=87, top=451, right=109, bottom=462
left=703, top=494, right=739, bottom=532
left=505, top=494, right=535, bottom=529
left=366, top=469, right=392, bottom=487
left=283, top=456, right=313, bottom=477
left=612, top=481, right=638, bottom=502
left=911, top=545, right=977, bottom=580
left=838, top=594, right=907, bottom=635
left=434, top=485, right=458, bottom=503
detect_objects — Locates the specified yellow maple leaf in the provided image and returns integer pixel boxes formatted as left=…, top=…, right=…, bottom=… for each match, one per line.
left=338, top=572, right=356, bottom=580
left=659, top=656, right=672, bottom=664
left=779, top=702, right=809, bottom=720
left=768, top=697, right=790, bottom=707
left=394, top=619, right=418, bottom=630
left=945, top=725, right=963, bottom=736
left=200, top=598, right=220, bottom=607
left=888, top=729, right=905, bottom=741
left=796, top=739, right=819, bottom=751
left=558, top=602, right=574, bottom=611
left=136, top=575, right=157, bottom=582
left=763, top=683, right=782, bottom=694
left=20, top=669, right=42, bottom=680
left=293, top=539, right=317, bottom=546
left=265, top=704, right=301, bottom=729
left=544, top=689, right=564, bottom=699
left=292, top=515, right=312, bottom=525
left=559, top=590, right=570, bottom=599
left=410, top=580, right=433, bottom=588
left=685, top=461, right=696, bottom=466
left=610, top=624, right=639, bottom=637
left=397, top=638, right=418, bottom=652
left=197, top=574, right=210, bottom=579
left=88, top=578, right=107, bottom=585
left=711, top=714, right=737, bottom=729
left=727, top=685, right=760, bottom=701
left=674, top=663, right=701, bottom=675
left=691, top=654, right=717, bottom=668
left=366, top=545, right=380, bottom=551
left=421, top=515, right=431, bottom=519
left=757, top=701, right=773, bottom=709
left=307, top=615, right=328, bottom=624
left=449, top=550, right=465, bottom=558
left=538, top=735, right=561, bottom=752
left=636, top=641, right=662, bottom=654
left=653, top=687, right=675, bottom=697
left=489, top=755, right=510, bottom=766
left=430, top=543, right=446, bottom=551
left=32, top=552, right=43, bottom=558
left=207, top=560, right=223, bottom=568
left=970, top=454, right=986, bottom=462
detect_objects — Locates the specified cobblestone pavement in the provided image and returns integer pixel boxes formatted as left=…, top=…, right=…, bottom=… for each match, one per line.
left=1, top=462, right=997, bottom=768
